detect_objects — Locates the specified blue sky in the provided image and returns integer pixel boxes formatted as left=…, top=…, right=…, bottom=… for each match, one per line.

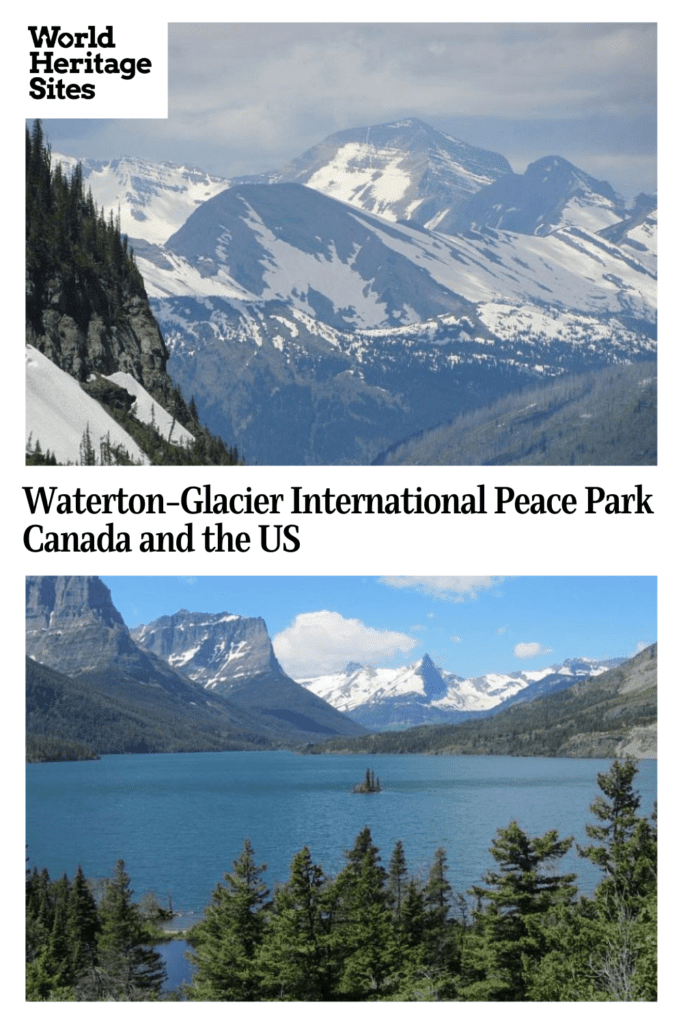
left=41, top=22, right=656, bottom=200
left=102, top=576, right=656, bottom=679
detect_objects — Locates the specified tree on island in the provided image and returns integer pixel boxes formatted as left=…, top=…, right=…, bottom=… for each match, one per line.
left=353, top=767, right=381, bottom=793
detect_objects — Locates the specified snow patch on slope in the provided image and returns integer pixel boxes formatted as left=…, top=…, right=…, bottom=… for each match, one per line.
left=26, top=346, right=149, bottom=465
left=104, top=371, right=195, bottom=446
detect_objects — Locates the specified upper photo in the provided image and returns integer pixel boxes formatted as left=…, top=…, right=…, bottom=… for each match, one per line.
left=26, top=23, right=657, bottom=466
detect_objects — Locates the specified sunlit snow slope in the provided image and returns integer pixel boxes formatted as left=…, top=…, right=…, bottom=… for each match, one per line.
left=26, top=346, right=149, bottom=464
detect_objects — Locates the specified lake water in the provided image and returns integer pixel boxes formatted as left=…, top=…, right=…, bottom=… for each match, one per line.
left=26, top=750, right=656, bottom=911
left=26, top=751, right=656, bottom=992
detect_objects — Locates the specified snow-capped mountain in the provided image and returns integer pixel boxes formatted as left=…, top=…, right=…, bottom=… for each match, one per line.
left=131, top=610, right=282, bottom=690
left=267, top=117, right=513, bottom=228
left=296, top=653, right=625, bottom=730
left=144, top=180, right=655, bottom=327
left=446, top=155, right=626, bottom=236
left=26, top=579, right=366, bottom=749
left=52, top=153, right=231, bottom=246
left=50, top=117, right=657, bottom=465
left=131, top=609, right=366, bottom=738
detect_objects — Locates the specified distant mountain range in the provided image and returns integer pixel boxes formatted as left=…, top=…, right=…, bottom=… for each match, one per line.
left=296, top=652, right=625, bottom=730
left=303, top=644, right=657, bottom=759
left=48, top=116, right=656, bottom=465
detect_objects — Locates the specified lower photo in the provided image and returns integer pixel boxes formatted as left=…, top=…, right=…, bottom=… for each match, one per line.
left=25, top=575, right=657, bottom=1002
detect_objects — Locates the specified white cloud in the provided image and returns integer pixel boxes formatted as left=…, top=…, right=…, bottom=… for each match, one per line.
left=450, top=635, right=462, bottom=644
left=514, top=642, right=552, bottom=660
left=273, top=610, right=416, bottom=678
left=379, top=576, right=509, bottom=601
left=497, top=625, right=509, bottom=635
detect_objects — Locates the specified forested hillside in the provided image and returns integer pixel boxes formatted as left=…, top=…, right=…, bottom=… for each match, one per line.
left=25, top=120, right=242, bottom=466
left=375, top=361, right=656, bottom=465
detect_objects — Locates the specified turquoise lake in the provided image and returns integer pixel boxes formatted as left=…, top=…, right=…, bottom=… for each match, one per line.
left=25, top=750, right=657, bottom=916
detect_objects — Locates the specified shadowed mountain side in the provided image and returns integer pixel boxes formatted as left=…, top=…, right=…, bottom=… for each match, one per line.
left=25, top=656, right=278, bottom=754
left=374, top=361, right=656, bottom=466
left=131, top=609, right=366, bottom=738
left=26, top=578, right=365, bottom=752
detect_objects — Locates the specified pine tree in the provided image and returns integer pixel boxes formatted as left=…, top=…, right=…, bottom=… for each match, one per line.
left=258, top=846, right=334, bottom=1000
left=186, top=838, right=270, bottom=1000
left=79, top=424, right=97, bottom=466
left=85, top=859, right=165, bottom=1001
left=388, top=840, right=408, bottom=920
left=327, top=827, right=398, bottom=999
left=578, top=757, right=656, bottom=914
left=421, top=846, right=461, bottom=995
left=66, top=866, right=100, bottom=982
left=462, top=821, right=577, bottom=1001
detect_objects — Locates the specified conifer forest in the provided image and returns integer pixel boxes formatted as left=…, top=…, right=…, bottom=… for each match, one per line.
left=26, top=758, right=656, bottom=1001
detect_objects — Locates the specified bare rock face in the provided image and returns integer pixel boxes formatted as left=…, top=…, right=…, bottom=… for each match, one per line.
left=26, top=278, right=174, bottom=408
left=25, top=576, right=130, bottom=675
left=131, top=609, right=367, bottom=737
left=131, top=610, right=283, bottom=693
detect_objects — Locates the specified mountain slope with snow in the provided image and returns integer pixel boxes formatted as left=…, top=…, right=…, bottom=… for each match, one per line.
left=150, top=181, right=655, bottom=328
left=52, top=153, right=231, bottom=246
left=26, top=346, right=150, bottom=465
left=445, top=155, right=625, bottom=236
left=270, top=117, right=513, bottom=228
left=131, top=609, right=366, bottom=738
left=49, top=117, right=656, bottom=466
left=296, top=653, right=625, bottom=730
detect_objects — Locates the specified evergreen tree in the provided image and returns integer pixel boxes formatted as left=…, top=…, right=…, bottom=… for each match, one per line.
left=84, top=859, right=165, bottom=1001
left=186, top=838, right=270, bottom=1000
left=388, top=840, right=409, bottom=920
left=578, top=757, right=656, bottom=914
left=462, top=821, right=577, bottom=1001
left=327, top=827, right=398, bottom=999
left=421, top=846, right=461, bottom=995
left=79, top=424, right=97, bottom=466
left=66, top=866, right=100, bottom=981
left=258, top=846, right=334, bottom=1000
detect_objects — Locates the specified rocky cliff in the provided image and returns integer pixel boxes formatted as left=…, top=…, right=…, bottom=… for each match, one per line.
left=26, top=578, right=365, bottom=749
left=26, top=576, right=130, bottom=675
left=26, top=278, right=176, bottom=410
left=131, top=610, right=282, bottom=690
left=131, top=608, right=366, bottom=736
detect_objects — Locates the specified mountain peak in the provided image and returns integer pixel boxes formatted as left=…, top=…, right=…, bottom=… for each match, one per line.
left=415, top=652, right=448, bottom=700
left=131, top=609, right=282, bottom=689
left=449, top=152, right=624, bottom=236
left=271, top=116, right=512, bottom=229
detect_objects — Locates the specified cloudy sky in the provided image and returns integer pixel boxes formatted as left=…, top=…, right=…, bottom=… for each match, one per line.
left=42, top=22, right=656, bottom=200
left=102, top=576, right=656, bottom=679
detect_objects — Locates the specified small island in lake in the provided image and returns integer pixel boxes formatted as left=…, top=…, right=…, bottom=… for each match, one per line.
left=353, top=767, right=381, bottom=793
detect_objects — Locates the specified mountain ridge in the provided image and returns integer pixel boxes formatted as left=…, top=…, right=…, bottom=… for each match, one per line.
left=301, top=644, right=657, bottom=758
left=38, top=116, right=656, bottom=465
left=25, top=577, right=365, bottom=752
left=296, top=651, right=626, bottom=730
